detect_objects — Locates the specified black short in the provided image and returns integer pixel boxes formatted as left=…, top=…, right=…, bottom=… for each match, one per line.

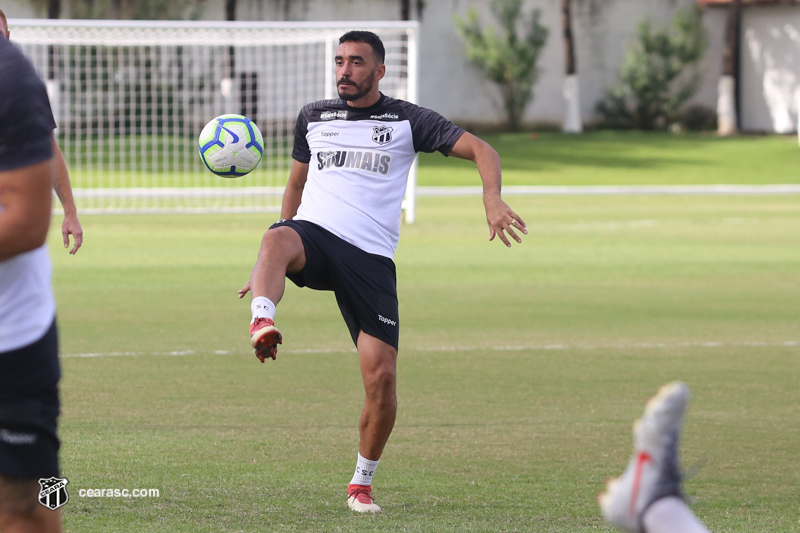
left=0, top=319, right=61, bottom=479
left=270, top=219, right=400, bottom=351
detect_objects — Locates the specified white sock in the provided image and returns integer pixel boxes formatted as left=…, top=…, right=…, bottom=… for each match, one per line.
left=643, top=496, right=710, bottom=533
left=250, top=297, right=276, bottom=324
left=349, top=453, right=380, bottom=486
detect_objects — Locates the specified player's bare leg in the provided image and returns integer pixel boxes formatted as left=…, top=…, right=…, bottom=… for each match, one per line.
left=250, top=225, right=306, bottom=305
left=347, top=331, right=397, bottom=513
left=357, top=332, right=397, bottom=459
left=0, top=508, right=62, bottom=533
left=0, top=476, right=62, bottom=533
left=246, top=226, right=306, bottom=362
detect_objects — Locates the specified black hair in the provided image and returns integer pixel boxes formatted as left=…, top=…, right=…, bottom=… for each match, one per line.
left=338, top=30, right=385, bottom=65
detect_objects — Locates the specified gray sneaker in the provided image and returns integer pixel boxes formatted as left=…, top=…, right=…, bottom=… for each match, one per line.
left=598, top=382, right=688, bottom=532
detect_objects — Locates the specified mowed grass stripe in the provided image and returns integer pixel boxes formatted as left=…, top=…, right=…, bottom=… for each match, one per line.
left=51, top=193, right=800, bottom=532
left=60, top=338, right=800, bottom=359
left=62, top=131, right=800, bottom=188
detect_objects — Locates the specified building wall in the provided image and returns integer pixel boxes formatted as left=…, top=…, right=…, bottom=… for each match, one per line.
left=4, top=0, right=797, bottom=132
left=741, top=5, right=800, bottom=133
left=204, top=0, right=717, bottom=129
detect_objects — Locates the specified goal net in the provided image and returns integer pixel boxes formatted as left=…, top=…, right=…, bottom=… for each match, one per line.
left=11, top=19, right=419, bottom=219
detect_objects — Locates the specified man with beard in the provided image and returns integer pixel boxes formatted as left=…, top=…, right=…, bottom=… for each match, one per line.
left=238, top=30, right=526, bottom=513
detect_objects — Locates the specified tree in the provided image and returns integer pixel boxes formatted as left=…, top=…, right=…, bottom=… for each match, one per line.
left=561, top=0, right=582, bottom=133
left=596, top=5, right=707, bottom=130
left=718, top=0, right=741, bottom=135
left=47, top=0, right=60, bottom=82
left=400, top=0, right=424, bottom=20
left=225, top=0, right=236, bottom=77
left=47, top=0, right=60, bottom=18
left=454, top=0, right=549, bottom=131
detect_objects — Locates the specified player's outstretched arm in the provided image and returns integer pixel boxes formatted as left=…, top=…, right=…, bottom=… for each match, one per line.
left=0, top=158, right=54, bottom=261
left=52, top=138, right=83, bottom=254
left=448, top=132, right=527, bottom=247
left=280, top=160, right=309, bottom=220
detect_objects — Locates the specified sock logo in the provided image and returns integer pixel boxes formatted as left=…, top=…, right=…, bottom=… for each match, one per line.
left=356, top=466, right=375, bottom=477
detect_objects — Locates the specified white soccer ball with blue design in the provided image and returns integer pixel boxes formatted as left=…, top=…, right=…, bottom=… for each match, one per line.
left=198, top=114, right=264, bottom=178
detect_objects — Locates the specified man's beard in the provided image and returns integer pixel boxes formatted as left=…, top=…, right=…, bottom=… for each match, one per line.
left=337, top=76, right=374, bottom=102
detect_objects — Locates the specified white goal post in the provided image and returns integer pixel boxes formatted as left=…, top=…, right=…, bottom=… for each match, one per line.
left=10, top=19, right=419, bottom=220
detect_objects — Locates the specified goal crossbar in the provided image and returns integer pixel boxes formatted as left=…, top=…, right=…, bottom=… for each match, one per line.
left=11, top=19, right=419, bottom=219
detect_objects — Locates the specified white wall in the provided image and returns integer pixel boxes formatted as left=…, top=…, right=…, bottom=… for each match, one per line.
left=741, top=5, right=800, bottom=133
left=1, top=1, right=37, bottom=18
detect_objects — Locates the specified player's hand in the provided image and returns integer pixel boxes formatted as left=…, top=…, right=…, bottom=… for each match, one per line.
left=62, top=213, right=83, bottom=254
left=484, top=195, right=527, bottom=247
left=238, top=280, right=251, bottom=298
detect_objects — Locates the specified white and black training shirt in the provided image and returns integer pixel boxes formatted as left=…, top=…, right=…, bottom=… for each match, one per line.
left=292, top=93, right=466, bottom=259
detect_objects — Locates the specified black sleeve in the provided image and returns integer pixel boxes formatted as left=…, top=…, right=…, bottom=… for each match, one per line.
left=0, top=40, right=55, bottom=172
left=407, top=104, right=466, bottom=156
left=290, top=106, right=311, bottom=164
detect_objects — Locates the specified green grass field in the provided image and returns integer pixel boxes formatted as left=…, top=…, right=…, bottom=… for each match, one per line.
left=418, top=131, right=800, bottom=186
left=62, top=131, right=800, bottom=191
left=50, top=185, right=800, bottom=531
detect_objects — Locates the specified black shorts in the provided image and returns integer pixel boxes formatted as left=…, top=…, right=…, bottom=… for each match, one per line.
left=270, top=219, right=400, bottom=351
left=0, top=319, right=61, bottom=479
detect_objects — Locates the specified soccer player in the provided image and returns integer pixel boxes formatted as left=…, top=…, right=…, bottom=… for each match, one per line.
left=0, top=9, right=83, bottom=255
left=599, top=382, right=710, bottom=533
left=238, top=30, right=526, bottom=513
left=0, top=33, right=64, bottom=533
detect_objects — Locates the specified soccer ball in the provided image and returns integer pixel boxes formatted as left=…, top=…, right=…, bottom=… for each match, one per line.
left=198, top=114, right=264, bottom=177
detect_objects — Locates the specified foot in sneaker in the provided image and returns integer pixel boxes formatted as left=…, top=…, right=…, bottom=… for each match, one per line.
left=598, top=381, right=689, bottom=532
left=250, top=317, right=282, bottom=363
left=347, top=484, right=381, bottom=513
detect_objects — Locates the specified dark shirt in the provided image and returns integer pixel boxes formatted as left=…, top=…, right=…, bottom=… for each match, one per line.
left=0, top=37, right=55, bottom=171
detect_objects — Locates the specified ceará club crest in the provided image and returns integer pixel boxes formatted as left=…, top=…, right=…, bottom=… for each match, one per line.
left=371, top=125, right=393, bottom=145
